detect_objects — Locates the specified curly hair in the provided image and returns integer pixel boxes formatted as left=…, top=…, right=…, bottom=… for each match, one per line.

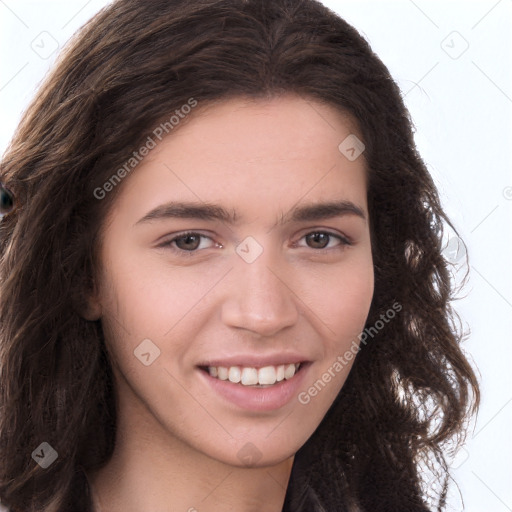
left=0, top=0, right=479, bottom=510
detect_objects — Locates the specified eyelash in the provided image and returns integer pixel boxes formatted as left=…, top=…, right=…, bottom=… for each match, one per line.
left=159, top=230, right=352, bottom=256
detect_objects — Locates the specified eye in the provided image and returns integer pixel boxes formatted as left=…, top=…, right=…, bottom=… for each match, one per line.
left=159, top=231, right=220, bottom=254
left=296, top=231, right=352, bottom=250
left=158, top=230, right=351, bottom=257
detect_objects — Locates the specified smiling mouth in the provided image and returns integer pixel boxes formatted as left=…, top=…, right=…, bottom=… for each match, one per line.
left=198, top=362, right=306, bottom=387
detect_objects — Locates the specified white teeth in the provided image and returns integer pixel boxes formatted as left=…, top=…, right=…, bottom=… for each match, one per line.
left=258, top=366, right=277, bottom=385
left=217, top=367, right=229, bottom=380
left=228, top=366, right=241, bottom=383
left=241, top=367, right=258, bottom=385
left=206, top=363, right=301, bottom=386
left=284, top=363, right=296, bottom=380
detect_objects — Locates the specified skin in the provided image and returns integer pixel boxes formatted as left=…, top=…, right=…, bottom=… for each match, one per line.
left=85, top=94, right=374, bottom=512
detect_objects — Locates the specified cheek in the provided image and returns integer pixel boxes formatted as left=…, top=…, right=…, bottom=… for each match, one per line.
left=299, top=253, right=374, bottom=345
left=333, top=269, right=374, bottom=338
left=99, top=235, right=374, bottom=360
left=97, top=252, right=230, bottom=387
left=100, top=250, right=213, bottom=336
left=295, top=260, right=373, bottom=405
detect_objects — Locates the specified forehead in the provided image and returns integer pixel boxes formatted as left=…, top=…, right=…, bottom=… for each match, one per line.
left=108, top=94, right=368, bottom=226
left=165, top=94, right=363, bottom=163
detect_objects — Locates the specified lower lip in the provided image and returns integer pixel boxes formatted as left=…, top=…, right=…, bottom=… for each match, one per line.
left=198, top=363, right=311, bottom=412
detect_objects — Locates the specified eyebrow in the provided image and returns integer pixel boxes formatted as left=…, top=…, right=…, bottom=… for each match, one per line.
left=134, top=199, right=366, bottom=228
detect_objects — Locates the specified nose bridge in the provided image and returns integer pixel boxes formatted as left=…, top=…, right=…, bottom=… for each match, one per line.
left=220, top=237, right=299, bottom=335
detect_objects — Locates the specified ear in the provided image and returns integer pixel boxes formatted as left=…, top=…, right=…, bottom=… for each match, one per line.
left=80, top=295, right=102, bottom=321
left=73, top=283, right=102, bottom=321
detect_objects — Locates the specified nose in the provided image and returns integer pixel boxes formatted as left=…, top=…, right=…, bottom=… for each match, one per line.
left=220, top=242, right=300, bottom=337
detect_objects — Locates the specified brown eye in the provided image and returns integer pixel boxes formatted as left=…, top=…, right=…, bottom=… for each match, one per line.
left=302, top=231, right=351, bottom=250
left=305, top=232, right=331, bottom=249
left=159, top=231, right=220, bottom=255
left=174, top=233, right=202, bottom=251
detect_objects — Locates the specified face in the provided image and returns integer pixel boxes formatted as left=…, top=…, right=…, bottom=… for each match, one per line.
left=92, top=94, right=374, bottom=468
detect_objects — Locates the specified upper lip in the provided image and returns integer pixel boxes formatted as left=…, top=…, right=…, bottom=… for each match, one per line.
left=197, top=353, right=310, bottom=368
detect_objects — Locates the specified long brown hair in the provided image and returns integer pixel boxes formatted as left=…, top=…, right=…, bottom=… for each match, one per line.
left=0, top=0, right=479, bottom=510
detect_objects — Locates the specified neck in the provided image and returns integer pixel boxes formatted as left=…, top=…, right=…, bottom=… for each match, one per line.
left=87, top=449, right=294, bottom=512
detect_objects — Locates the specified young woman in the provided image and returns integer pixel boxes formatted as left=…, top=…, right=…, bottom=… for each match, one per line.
left=0, top=0, right=480, bottom=511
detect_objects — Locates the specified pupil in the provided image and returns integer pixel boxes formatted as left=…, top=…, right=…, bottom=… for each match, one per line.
left=177, top=235, right=200, bottom=250
left=308, top=233, right=328, bottom=249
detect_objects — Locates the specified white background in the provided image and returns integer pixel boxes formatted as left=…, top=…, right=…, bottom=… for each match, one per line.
left=0, top=1, right=511, bottom=511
